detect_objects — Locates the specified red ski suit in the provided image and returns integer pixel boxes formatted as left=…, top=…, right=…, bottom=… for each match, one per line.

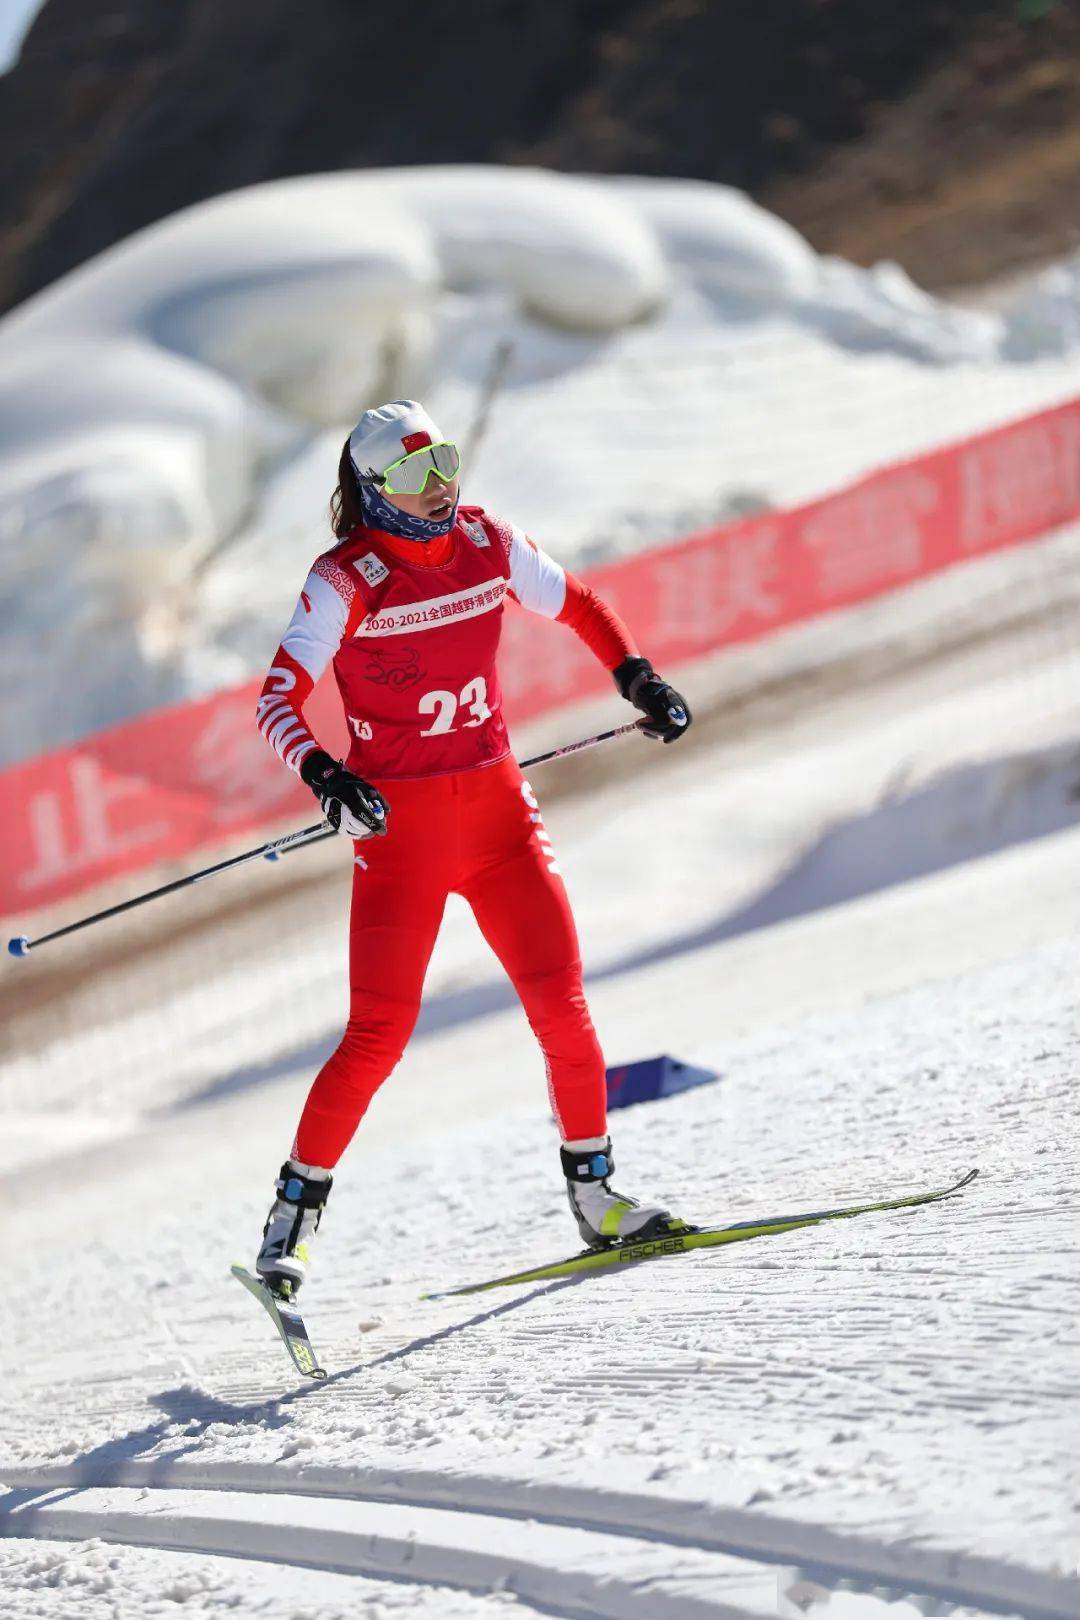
left=257, top=505, right=636, bottom=1167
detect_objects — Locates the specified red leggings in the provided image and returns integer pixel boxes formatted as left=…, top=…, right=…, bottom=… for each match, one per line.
left=292, top=756, right=607, bottom=1166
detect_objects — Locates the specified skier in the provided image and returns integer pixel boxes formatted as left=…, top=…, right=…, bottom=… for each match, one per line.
left=254, top=401, right=692, bottom=1297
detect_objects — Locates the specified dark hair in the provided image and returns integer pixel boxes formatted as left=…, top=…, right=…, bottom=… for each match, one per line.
left=330, top=437, right=367, bottom=539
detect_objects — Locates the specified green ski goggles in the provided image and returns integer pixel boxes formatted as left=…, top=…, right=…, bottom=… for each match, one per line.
left=379, top=440, right=461, bottom=496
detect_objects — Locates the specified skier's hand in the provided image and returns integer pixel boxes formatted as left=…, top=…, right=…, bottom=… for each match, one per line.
left=300, top=750, right=389, bottom=838
left=613, top=657, right=691, bottom=745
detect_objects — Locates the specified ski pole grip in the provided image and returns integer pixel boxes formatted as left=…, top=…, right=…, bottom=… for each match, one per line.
left=8, top=936, right=30, bottom=958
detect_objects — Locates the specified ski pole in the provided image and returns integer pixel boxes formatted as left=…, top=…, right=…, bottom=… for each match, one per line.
left=6, top=821, right=333, bottom=959
left=7, top=719, right=645, bottom=959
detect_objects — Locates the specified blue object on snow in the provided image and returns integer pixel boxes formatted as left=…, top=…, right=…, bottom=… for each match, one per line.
left=605, top=1054, right=719, bottom=1111
left=7, top=936, right=29, bottom=958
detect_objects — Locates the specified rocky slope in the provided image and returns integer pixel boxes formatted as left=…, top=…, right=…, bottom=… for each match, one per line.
left=1, top=1, right=1077, bottom=309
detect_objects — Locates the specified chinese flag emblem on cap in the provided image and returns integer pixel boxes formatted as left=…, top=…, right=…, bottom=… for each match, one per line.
left=401, top=431, right=432, bottom=453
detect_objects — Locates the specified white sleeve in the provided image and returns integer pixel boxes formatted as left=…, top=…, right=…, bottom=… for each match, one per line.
left=256, top=555, right=356, bottom=775
left=506, top=523, right=567, bottom=619
left=279, top=555, right=355, bottom=681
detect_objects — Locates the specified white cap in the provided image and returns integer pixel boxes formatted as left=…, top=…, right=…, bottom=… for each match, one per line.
left=348, top=400, right=447, bottom=482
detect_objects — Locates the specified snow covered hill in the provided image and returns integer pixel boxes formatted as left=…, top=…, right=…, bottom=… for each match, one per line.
left=3, top=164, right=1080, bottom=764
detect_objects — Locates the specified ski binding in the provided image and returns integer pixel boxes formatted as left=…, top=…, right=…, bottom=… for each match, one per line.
left=231, top=1264, right=327, bottom=1380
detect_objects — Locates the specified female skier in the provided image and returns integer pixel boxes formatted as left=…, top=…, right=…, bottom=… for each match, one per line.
left=254, top=400, right=692, bottom=1297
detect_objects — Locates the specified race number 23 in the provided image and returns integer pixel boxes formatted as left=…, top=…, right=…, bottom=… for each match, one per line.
left=418, top=677, right=491, bottom=736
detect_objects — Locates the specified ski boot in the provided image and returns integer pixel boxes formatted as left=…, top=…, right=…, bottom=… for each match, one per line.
left=561, top=1136, right=688, bottom=1249
left=256, top=1160, right=332, bottom=1298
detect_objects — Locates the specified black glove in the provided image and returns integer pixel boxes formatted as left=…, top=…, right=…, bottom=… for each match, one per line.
left=613, top=657, right=691, bottom=745
left=300, top=750, right=389, bottom=838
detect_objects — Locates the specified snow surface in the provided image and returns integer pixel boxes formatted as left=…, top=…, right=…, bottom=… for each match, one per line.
left=0, top=1536, right=537, bottom=1620
left=3, top=164, right=1080, bottom=762
left=3, top=822, right=1077, bottom=1617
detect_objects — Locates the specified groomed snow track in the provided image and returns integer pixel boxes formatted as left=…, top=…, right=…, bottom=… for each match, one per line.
left=3, top=1462, right=1076, bottom=1619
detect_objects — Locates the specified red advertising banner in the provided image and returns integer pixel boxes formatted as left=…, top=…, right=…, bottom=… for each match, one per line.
left=3, top=397, right=1079, bottom=917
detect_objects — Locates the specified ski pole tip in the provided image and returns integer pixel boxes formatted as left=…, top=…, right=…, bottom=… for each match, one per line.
left=7, top=936, right=30, bottom=958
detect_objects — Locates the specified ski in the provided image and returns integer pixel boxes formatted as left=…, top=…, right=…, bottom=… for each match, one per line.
left=422, top=1168, right=979, bottom=1299
left=231, top=1264, right=328, bottom=1380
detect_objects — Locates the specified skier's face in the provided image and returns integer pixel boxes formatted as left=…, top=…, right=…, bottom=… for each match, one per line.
left=384, top=475, right=458, bottom=524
